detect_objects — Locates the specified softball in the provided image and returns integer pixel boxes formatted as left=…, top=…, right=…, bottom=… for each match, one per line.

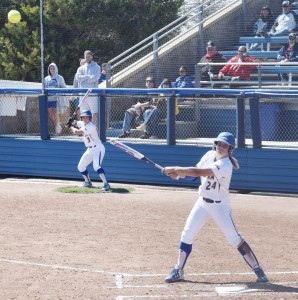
left=8, top=10, right=21, bottom=24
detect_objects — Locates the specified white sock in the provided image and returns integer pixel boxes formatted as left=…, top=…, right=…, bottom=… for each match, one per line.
left=177, top=250, right=187, bottom=270
left=82, top=174, right=90, bottom=183
left=99, top=173, right=107, bottom=185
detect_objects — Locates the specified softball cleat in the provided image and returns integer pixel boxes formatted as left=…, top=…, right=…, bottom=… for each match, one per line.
left=254, top=267, right=269, bottom=283
left=101, top=183, right=110, bottom=191
left=165, top=266, right=184, bottom=283
left=82, top=181, right=92, bottom=188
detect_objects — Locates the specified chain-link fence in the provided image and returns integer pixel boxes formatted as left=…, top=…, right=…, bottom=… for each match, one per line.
left=0, top=94, right=39, bottom=137
left=0, top=89, right=297, bottom=149
left=1, top=0, right=297, bottom=148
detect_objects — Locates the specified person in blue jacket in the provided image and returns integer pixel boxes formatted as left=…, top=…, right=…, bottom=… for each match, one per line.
left=173, top=66, right=193, bottom=103
left=277, top=32, right=298, bottom=82
left=173, top=66, right=194, bottom=88
left=98, top=63, right=107, bottom=85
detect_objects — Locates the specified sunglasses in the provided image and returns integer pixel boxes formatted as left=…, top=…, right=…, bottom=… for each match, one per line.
left=238, top=50, right=246, bottom=52
left=146, top=80, right=154, bottom=83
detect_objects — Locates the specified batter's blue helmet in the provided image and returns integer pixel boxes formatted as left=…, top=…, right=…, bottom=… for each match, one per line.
left=80, top=110, right=92, bottom=119
left=214, top=132, right=236, bottom=153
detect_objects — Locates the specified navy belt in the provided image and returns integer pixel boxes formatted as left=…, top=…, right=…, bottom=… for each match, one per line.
left=88, top=145, right=97, bottom=148
left=203, top=197, right=221, bottom=203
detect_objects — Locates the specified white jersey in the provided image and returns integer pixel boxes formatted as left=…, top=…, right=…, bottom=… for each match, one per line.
left=76, top=121, right=101, bottom=148
left=275, top=13, right=296, bottom=32
left=196, top=150, right=232, bottom=202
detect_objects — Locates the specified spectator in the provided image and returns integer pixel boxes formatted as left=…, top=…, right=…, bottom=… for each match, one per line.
left=44, top=62, right=67, bottom=135
left=267, top=1, right=298, bottom=37
left=98, top=63, right=107, bottom=85
left=118, top=76, right=155, bottom=138
left=137, top=78, right=172, bottom=139
left=277, top=32, right=298, bottom=82
left=73, top=58, right=86, bottom=88
left=74, top=50, right=101, bottom=121
left=199, top=41, right=226, bottom=81
left=214, top=46, right=256, bottom=81
left=173, top=66, right=194, bottom=103
left=248, top=6, right=274, bottom=50
left=72, top=58, right=86, bottom=117
left=173, top=66, right=194, bottom=88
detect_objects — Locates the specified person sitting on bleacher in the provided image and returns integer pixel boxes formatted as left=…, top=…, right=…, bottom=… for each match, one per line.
left=136, top=78, right=172, bottom=139
left=212, top=46, right=256, bottom=81
left=199, top=41, right=226, bottom=80
left=118, top=76, right=155, bottom=139
left=248, top=6, right=274, bottom=50
left=173, top=66, right=194, bottom=88
left=277, top=32, right=298, bottom=83
left=267, top=1, right=298, bottom=37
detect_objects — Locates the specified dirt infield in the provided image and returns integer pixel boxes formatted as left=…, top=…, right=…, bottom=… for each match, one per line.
left=0, top=178, right=297, bottom=300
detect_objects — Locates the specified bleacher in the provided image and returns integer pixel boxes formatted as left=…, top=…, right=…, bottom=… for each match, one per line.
left=197, top=61, right=298, bottom=88
left=193, top=0, right=298, bottom=90
left=221, top=50, right=277, bottom=61
left=239, top=37, right=289, bottom=51
left=197, top=30, right=298, bottom=88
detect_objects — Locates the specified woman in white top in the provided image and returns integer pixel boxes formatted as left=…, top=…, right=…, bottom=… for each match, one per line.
left=268, top=1, right=298, bottom=37
left=162, top=132, right=268, bottom=284
left=44, top=62, right=67, bottom=135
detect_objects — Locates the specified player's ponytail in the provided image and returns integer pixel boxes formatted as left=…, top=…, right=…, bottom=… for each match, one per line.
left=229, top=155, right=239, bottom=170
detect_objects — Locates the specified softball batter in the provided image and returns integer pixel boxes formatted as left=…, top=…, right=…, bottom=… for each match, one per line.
left=69, top=110, right=110, bottom=191
left=163, top=132, right=268, bottom=283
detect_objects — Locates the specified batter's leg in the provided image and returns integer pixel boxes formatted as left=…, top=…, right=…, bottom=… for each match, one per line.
left=177, top=242, right=192, bottom=270
left=93, top=145, right=109, bottom=190
left=78, top=150, right=93, bottom=186
left=165, top=200, right=209, bottom=283
left=96, top=167, right=108, bottom=184
left=237, top=240, right=268, bottom=283
left=181, top=199, right=210, bottom=246
left=212, top=206, right=242, bottom=248
left=179, top=200, right=209, bottom=267
left=211, top=205, right=268, bottom=283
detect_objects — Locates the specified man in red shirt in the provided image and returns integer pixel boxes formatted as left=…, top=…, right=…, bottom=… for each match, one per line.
left=199, top=41, right=226, bottom=80
left=215, top=46, right=256, bottom=80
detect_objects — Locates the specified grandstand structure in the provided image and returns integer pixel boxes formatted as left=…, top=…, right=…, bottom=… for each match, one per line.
left=0, top=0, right=297, bottom=193
left=106, top=0, right=282, bottom=88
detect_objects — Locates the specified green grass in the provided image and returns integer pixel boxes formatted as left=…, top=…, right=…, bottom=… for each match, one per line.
left=56, top=186, right=133, bottom=194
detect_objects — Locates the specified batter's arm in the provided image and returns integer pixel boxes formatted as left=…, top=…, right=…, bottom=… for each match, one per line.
left=70, top=126, right=84, bottom=136
left=163, top=166, right=214, bottom=180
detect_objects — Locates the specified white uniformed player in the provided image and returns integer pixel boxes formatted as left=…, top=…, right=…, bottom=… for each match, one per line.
left=69, top=110, right=110, bottom=191
left=163, top=132, right=268, bottom=283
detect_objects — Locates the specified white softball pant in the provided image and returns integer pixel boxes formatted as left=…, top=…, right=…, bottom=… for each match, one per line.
left=181, top=197, right=242, bottom=248
left=78, top=143, right=105, bottom=172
